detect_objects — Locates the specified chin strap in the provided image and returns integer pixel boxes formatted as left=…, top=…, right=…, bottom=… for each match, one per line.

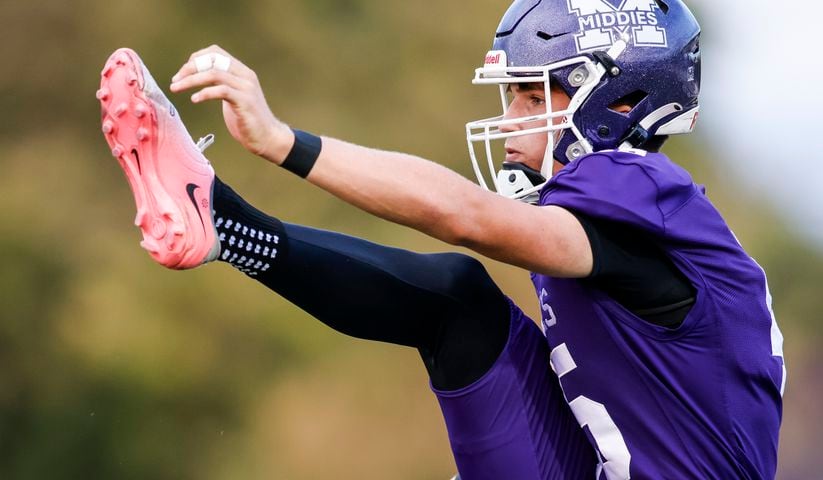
left=619, top=103, right=686, bottom=149
left=619, top=124, right=651, bottom=149
left=501, top=162, right=546, bottom=185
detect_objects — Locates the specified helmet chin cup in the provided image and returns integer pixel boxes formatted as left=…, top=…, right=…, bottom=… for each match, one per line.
left=494, top=162, right=547, bottom=204
left=495, top=169, right=542, bottom=204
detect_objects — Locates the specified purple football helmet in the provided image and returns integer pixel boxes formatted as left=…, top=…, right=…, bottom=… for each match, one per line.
left=466, top=0, right=701, bottom=203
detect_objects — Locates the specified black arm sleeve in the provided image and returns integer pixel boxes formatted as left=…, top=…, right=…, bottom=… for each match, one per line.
left=573, top=212, right=696, bottom=328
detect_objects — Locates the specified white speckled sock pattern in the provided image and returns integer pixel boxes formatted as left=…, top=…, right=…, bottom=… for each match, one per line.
left=212, top=180, right=287, bottom=277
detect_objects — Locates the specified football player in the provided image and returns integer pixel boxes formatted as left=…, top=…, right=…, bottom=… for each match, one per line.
left=98, top=0, right=784, bottom=477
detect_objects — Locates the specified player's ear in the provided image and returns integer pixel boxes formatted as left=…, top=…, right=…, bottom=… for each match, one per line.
left=608, top=90, right=648, bottom=114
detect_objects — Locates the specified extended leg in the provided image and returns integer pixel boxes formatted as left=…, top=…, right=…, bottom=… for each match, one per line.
left=214, top=179, right=511, bottom=391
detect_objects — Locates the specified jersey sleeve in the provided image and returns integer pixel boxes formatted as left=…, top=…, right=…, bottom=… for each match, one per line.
left=539, top=151, right=697, bottom=236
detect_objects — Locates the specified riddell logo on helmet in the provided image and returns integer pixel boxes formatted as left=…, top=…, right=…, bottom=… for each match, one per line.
left=568, top=0, right=668, bottom=53
left=484, top=51, right=506, bottom=66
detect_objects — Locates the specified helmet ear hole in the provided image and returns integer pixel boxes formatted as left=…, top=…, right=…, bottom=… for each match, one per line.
left=608, top=90, right=648, bottom=114
left=654, top=0, right=670, bottom=13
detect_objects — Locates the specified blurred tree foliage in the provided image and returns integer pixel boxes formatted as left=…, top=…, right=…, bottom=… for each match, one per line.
left=0, top=0, right=820, bottom=479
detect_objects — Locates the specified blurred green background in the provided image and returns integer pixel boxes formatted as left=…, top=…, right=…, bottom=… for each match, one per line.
left=1, top=1, right=820, bottom=478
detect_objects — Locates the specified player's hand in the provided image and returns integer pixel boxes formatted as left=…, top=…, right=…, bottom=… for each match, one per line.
left=170, top=45, right=294, bottom=163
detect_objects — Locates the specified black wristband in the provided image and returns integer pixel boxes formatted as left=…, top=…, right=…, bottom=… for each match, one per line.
left=281, top=129, right=322, bottom=178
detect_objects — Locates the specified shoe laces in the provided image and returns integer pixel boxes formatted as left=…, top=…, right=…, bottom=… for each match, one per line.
left=196, top=134, right=215, bottom=152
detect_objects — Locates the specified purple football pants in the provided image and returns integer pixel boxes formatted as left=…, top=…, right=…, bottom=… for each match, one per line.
left=433, top=299, right=597, bottom=480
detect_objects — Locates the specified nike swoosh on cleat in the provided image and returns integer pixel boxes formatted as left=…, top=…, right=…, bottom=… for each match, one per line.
left=186, top=183, right=206, bottom=230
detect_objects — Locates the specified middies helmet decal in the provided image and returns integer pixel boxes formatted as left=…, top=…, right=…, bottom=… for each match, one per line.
left=466, top=0, right=701, bottom=203
left=569, top=0, right=668, bottom=52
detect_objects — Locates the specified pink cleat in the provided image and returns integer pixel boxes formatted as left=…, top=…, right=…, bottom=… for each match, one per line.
left=99, top=48, right=220, bottom=269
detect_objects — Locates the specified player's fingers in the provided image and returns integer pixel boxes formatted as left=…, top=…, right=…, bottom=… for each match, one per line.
left=171, top=47, right=218, bottom=82
left=190, top=84, right=240, bottom=105
left=172, top=45, right=254, bottom=83
left=187, top=44, right=231, bottom=64
left=169, top=68, right=249, bottom=94
left=172, top=51, right=233, bottom=83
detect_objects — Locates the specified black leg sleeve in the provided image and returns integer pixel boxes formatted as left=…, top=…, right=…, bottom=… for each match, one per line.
left=213, top=179, right=511, bottom=390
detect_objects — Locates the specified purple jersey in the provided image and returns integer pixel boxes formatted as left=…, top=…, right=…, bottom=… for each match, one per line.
left=532, top=150, right=785, bottom=479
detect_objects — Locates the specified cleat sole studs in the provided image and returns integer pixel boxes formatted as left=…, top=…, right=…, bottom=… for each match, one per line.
left=150, top=218, right=167, bottom=239
left=102, top=121, right=114, bottom=134
left=96, top=88, right=109, bottom=101
left=137, top=128, right=149, bottom=141
left=134, top=105, right=147, bottom=118
left=134, top=209, right=148, bottom=228
left=112, top=147, right=123, bottom=157
left=139, top=240, right=159, bottom=255
left=114, top=103, right=128, bottom=117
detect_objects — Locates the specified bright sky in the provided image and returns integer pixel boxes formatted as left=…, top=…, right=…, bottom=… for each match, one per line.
left=689, top=0, right=823, bottom=249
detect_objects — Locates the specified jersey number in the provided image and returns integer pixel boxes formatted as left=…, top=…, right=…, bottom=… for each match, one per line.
left=544, top=291, right=632, bottom=479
